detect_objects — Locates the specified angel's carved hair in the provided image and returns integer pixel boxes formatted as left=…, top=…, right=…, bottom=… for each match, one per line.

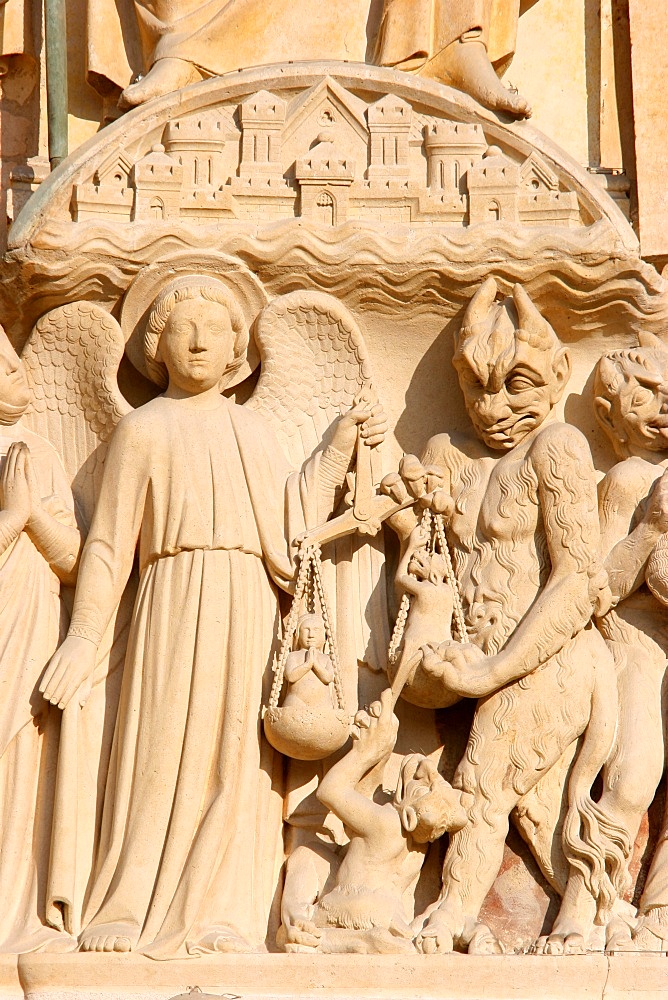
left=145, top=276, right=249, bottom=389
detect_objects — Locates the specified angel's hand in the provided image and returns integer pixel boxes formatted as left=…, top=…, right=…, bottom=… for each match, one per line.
left=1, top=442, right=32, bottom=528
left=331, top=398, right=388, bottom=460
left=40, top=635, right=97, bottom=709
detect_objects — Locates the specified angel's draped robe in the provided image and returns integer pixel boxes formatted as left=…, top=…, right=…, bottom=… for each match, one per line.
left=0, top=426, right=76, bottom=952
left=68, top=394, right=347, bottom=955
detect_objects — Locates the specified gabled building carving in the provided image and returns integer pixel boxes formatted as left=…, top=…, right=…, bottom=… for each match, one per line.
left=67, top=83, right=585, bottom=230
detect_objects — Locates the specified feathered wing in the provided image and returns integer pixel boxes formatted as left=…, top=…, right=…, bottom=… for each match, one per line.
left=248, top=290, right=375, bottom=468
left=21, top=302, right=135, bottom=935
left=21, top=301, right=133, bottom=531
left=247, top=290, right=389, bottom=704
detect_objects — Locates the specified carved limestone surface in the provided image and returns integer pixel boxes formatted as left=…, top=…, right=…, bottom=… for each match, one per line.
left=4, top=50, right=668, bottom=1000
left=70, top=82, right=578, bottom=230
left=593, top=335, right=668, bottom=953
left=36, top=278, right=388, bottom=958
left=382, top=280, right=626, bottom=956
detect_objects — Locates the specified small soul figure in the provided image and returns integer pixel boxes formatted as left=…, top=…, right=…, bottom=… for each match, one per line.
left=282, top=614, right=336, bottom=713
left=280, top=689, right=467, bottom=954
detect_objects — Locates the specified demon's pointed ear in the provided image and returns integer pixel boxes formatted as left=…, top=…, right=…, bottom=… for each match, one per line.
left=593, top=393, right=614, bottom=435
left=550, top=346, right=571, bottom=399
left=401, top=805, right=418, bottom=833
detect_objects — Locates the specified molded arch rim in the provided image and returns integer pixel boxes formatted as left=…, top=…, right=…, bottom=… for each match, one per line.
left=7, top=61, right=637, bottom=254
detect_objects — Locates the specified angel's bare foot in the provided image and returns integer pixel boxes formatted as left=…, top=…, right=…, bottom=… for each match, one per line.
left=189, top=926, right=253, bottom=954
left=79, top=922, right=138, bottom=952
left=120, top=58, right=205, bottom=108
left=419, top=33, right=531, bottom=118
left=532, top=932, right=587, bottom=956
left=466, top=923, right=504, bottom=955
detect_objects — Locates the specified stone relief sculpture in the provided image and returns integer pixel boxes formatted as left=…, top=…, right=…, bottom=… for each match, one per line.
left=4, top=16, right=668, bottom=992
left=0, top=328, right=81, bottom=952
left=76, top=0, right=538, bottom=113
left=380, top=279, right=626, bottom=955
left=593, top=336, right=668, bottom=951
left=39, top=278, right=387, bottom=957
left=280, top=689, right=467, bottom=955
left=375, top=0, right=536, bottom=116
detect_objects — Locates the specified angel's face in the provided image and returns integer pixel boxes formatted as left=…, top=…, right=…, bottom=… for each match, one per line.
left=159, top=298, right=235, bottom=395
left=0, top=332, right=30, bottom=425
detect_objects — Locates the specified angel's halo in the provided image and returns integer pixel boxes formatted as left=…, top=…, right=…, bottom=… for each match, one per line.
left=120, top=251, right=266, bottom=388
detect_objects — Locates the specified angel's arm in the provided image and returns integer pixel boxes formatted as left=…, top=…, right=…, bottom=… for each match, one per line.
left=23, top=452, right=81, bottom=585
left=67, top=415, right=148, bottom=646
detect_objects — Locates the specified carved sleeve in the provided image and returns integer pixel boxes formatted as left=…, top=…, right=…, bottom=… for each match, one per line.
left=67, top=415, right=148, bottom=646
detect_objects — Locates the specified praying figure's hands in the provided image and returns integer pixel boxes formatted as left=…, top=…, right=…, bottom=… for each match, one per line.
left=1, top=441, right=32, bottom=530
left=40, top=634, right=98, bottom=709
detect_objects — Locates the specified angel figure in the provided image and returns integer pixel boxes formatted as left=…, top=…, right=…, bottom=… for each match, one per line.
left=40, top=277, right=387, bottom=958
left=0, top=326, right=81, bottom=952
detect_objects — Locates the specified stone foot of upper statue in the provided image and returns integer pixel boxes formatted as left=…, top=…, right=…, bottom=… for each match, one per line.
left=418, top=32, right=532, bottom=119
left=120, top=58, right=207, bottom=108
left=79, top=922, right=139, bottom=953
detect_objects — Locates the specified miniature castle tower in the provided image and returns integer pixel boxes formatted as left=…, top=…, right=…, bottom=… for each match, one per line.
left=237, top=91, right=288, bottom=187
left=163, top=112, right=227, bottom=191
left=424, top=122, right=487, bottom=195
left=367, top=95, right=412, bottom=182
left=296, top=132, right=355, bottom=225
left=131, top=144, right=183, bottom=221
left=468, top=146, right=521, bottom=225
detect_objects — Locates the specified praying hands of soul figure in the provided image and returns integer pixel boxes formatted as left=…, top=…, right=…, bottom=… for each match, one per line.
left=39, top=277, right=387, bottom=958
